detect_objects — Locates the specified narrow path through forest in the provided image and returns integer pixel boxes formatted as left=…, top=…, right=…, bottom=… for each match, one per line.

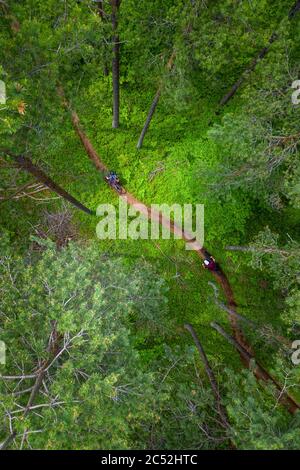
left=65, top=101, right=299, bottom=415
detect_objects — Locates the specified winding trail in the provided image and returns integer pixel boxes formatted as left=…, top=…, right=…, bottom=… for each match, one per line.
left=67, top=105, right=299, bottom=415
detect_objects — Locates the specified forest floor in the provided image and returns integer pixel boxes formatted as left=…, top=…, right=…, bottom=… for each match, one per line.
left=4, top=79, right=296, bottom=393
left=65, top=100, right=299, bottom=413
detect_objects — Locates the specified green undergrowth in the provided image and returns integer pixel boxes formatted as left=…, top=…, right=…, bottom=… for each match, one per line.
left=31, top=83, right=288, bottom=375
left=4, top=77, right=292, bottom=384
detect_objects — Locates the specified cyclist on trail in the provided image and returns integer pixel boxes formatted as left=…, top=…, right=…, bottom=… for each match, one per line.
left=202, top=255, right=219, bottom=272
left=105, top=171, right=120, bottom=186
left=105, top=171, right=124, bottom=194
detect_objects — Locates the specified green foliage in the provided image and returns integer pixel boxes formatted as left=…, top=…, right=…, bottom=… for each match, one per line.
left=225, top=367, right=300, bottom=450
left=208, top=31, right=300, bottom=208
left=0, top=238, right=169, bottom=449
left=1, top=0, right=300, bottom=451
left=248, top=227, right=299, bottom=288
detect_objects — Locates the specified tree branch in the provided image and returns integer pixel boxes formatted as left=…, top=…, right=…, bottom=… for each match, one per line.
left=184, top=323, right=231, bottom=430
left=210, top=322, right=300, bottom=415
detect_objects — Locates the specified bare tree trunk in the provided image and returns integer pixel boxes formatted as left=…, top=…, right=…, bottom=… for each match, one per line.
left=184, top=323, right=231, bottom=430
left=210, top=322, right=300, bottom=415
left=219, top=1, right=300, bottom=107
left=111, top=0, right=121, bottom=128
left=97, top=0, right=109, bottom=76
left=219, top=33, right=277, bottom=107
left=289, top=0, right=300, bottom=18
left=136, top=51, right=176, bottom=150
left=208, top=281, right=292, bottom=351
left=97, top=0, right=105, bottom=20
left=225, top=245, right=290, bottom=255
left=0, top=325, right=62, bottom=450
left=1, top=150, right=94, bottom=216
left=136, top=88, right=161, bottom=149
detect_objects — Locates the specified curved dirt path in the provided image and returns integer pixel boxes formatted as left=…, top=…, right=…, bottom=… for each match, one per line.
left=68, top=106, right=299, bottom=415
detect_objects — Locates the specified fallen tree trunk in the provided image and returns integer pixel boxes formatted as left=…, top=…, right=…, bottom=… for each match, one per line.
left=211, top=321, right=300, bottom=415
left=1, top=150, right=94, bottom=216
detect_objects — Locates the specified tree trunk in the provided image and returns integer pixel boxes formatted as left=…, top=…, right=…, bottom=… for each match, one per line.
left=136, top=51, right=176, bottom=149
left=97, top=0, right=105, bottom=20
left=136, top=88, right=161, bottom=149
left=289, top=0, right=300, bottom=19
left=210, top=322, right=300, bottom=415
left=219, top=33, right=277, bottom=107
left=97, top=0, right=109, bottom=76
left=208, top=282, right=292, bottom=350
left=0, top=325, right=62, bottom=450
left=2, top=150, right=94, bottom=216
left=111, top=0, right=121, bottom=128
left=0, top=181, right=40, bottom=202
left=184, top=323, right=231, bottom=430
left=71, top=111, right=108, bottom=173
left=225, top=245, right=290, bottom=255
left=219, top=1, right=300, bottom=107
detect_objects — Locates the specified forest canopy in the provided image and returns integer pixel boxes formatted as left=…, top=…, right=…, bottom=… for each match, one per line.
left=0, top=0, right=300, bottom=451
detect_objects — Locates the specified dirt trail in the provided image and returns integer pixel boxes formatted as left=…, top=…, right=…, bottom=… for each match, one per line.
left=119, top=191, right=250, bottom=354
left=68, top=105, right=299, bottom=415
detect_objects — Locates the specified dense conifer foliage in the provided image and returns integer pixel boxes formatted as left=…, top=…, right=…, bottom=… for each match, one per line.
left=0, top=0, right=299, bottom=450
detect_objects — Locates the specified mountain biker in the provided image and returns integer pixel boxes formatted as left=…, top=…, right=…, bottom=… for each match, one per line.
left=203, top=256, right=218, bottom=272
left=105, top=171, right=120, bottom=186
